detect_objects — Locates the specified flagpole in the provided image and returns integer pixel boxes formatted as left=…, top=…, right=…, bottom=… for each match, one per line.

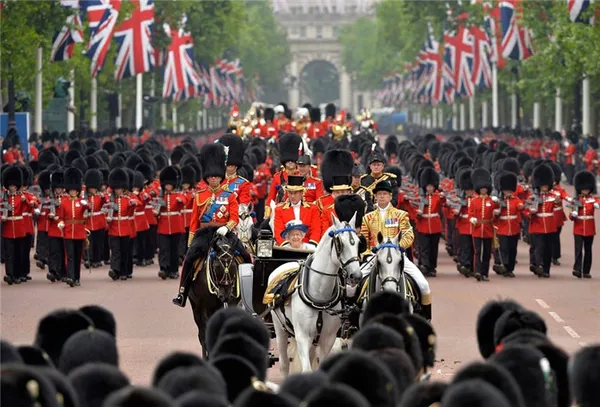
left=452, top=104, right=458, bottom=130
left=469, top=92, right=476, bottom=130
left=582, top=76, right=590, bottom=135
left=492, top=63, right=499, bottom=127
left=115, top=92, right=122, bottom=129
left=172, top=103, right=177, bottom=134
left=432, top=107, right=437, bottom=129
left=459, top=102, right=466, bottom=131
left=91, top=77, right=98, bottom=131
left=555, top=88, right=562, bottom=132
left=511, top=92, right=517, bottom=128
left=533, top=102, right=541, bottom=129
left=482, top=100, right=488, bottom=128
left=135, top=73, right=143, bottom=131
left=35, top=47, right=43, bottom=134
left=67, top=69, right=75, bottom=132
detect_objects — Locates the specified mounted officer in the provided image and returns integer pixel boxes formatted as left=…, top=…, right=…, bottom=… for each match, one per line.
left=360, top=144, right=398, bottom=211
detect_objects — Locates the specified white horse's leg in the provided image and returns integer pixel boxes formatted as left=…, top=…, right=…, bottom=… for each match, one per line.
left=295, top=328, right=316, bottom=373
left=272, top=310, right=290, bottom=376
left=291, top=295, right=318, bottom=373
left=316, top=313, right=342, bottom=365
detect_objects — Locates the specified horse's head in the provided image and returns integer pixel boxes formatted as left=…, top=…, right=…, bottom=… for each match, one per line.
left=208, top=234, right=241, bottom=303
left=330, top=214, right=362, bottom=286
left=373, top=232, right=405, bottom=292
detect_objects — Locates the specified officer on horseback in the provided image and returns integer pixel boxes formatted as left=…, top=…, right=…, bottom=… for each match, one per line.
left=360, top=180, right=432, bottom=320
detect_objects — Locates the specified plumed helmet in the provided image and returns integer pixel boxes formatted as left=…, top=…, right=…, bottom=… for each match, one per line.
left=321, top=149, right=354, bottom=193
left=279, top=133, right=303, bottom=164
left=160, top=165, right=179, bottom=188
left=498, top=172, right=517, bottom=192
left=2, top=165, right=23, bottom=188
left=574, top=170, right=596, bottom=194
left=199, top=143, right=226, bottom=182
left=218, top=133, right=245, bottom=168
left=419, top=167, right=439, bottom=190
left=471, top=168, right=492, bottom=194
left=457, top=168, right=474, bottom=191
left=181, top=165, right=196, bottom=186
left=532, top=164, right=554, bottom=189
left=108, top=168, right=129, bottom=190
left=334, top=194, right=366, bottom=229
left=64, top=167, right=83, bottom=192
left=84, top=169, right=103, bottom=190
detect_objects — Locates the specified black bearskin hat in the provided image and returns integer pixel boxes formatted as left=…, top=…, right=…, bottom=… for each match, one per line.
left=419, top=167, right=439, bottom=190
left=108, top=168, right=129, bottom=190
left=263, top=107, right=275, bottom=122
left=199, top=143, right=226, bottom=182
left=310, top=107, right=321, bottom=123
left=160, top=165, right=179, bottom=187
left=498, top=172, right=517, bottom=192
left=133, top=171, right=145, bottom=190
left=2, top=165, right=23, bottom=188
left=64, top=167, right=83, bottom=192
left=548, top=161, right=562, bottom=184
left=334, top=194, right=366, bottom=229
left=311, top=138, right=327, bottom=155
left=38, top=170, right=51, bottom=192
left=50, top=169, right=64, bottom=189
left=325, top=103, right=336, bottom=118
left=181, top=165, right=196, bottom=186
left=570, top=345, right=600, bottom=407
left=532, top=164, right=554, bottom=189
left=501, top=157, right=520, bottom=175
left=218, top=133, right=245, bottom=168
left=124, top=168, right=135, bottom=191
left=574, top=170, right=596, bottom=194
left=169, top=146, right=186, bottom=166
left=279, top=133, right=303, bottom=164
left=589, top=137, right=599, bottom=150
left=153, top=154, right=168, bottom=172
left=471, top=168, right=492, bottom=194
left=135, top=163, right=154, bottom=185
left=84, top=169, right=103, bottom=190
left=385, top=136, right=399, bottom=157
left=457, top=168, right=474, bottom=191
left=321, top=149, right=354, bottom=193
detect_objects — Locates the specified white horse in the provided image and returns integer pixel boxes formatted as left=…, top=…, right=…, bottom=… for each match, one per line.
left=269, top=215, right=363, bottom=375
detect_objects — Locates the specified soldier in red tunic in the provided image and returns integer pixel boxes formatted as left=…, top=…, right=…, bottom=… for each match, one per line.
left=563, top=131, right=578, bottom=185
left=265, top=133, right=302, bottom=219
left=219, top=134, right=251, bottom=207
left=548, top=162, right=568, bottom=266
left=173, top=143, right=239, bottom=307
left=84, top=169, right=106, bottom=268
left=137, top=163, right=158, bottom=266
left=415, top=168, right=445, bottom=277
left=273, top=104, right=292, bottom=134
left=20, top=166, right=38, bottom=281
left=132, top=171, right=150, bottom=267
left=56, top=168, right=88, bottom=287
left=570, top=170, right=599, bottom=278
left=468, top=168, right=499, bottom=282
left=493, top=172, right=523, bottom=278
left=47, top=169, right=67, bottom=282
left=273, top=176, right=322, bottom=246
left=35, top=170, right=52, bottom=271
left=1, top=166, right=29, bottom=285
left=453, top=169, right=476, bottom=277
left=297, top=153, right=324, bottom=204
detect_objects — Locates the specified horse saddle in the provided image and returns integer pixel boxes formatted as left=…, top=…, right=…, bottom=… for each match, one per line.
left=262, top=266, right=300, bottom=306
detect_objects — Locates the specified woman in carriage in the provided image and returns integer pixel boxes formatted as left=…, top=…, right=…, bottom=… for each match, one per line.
left=279, top=220, right=317, bottom=250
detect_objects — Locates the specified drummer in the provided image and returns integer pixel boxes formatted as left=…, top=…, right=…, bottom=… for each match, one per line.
left=279, top=220, right=316, bottom=250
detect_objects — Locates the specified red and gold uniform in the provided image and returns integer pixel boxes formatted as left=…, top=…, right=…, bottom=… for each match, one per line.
left=55, top=195, right=88, bottom=284
left=522, top=191, right=560, bottom=276
left=273, top=200, right=321, bottom=245
left=188, top=185, right=239, bottom=246
left=494, top=194, right=523, bottom=274
left=274, top=117, right=293, bottom=133
left=265, top=169, right=294, bottom=218
left=584, top=148, right=598, bottom=172
left=85, top=191, right=107, bottom=267
left=1, top=190, right=29, bottom=283
left=156, top=191, right=186, bottom=278
left=224, top=174, right=251, bottom=206
left=302, top=175, right=324, bottom=204
left=361, top=205, right=414, bottom=250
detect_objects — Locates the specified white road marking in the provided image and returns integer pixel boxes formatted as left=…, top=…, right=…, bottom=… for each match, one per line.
left=564, top=326, right=581, bottom=339
left=535, top=299, right=550, bottom=309
left=548, top=311, right=564, bottom=323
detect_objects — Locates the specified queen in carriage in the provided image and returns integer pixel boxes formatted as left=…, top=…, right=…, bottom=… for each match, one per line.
left=279, top=220, right=317, bottom=251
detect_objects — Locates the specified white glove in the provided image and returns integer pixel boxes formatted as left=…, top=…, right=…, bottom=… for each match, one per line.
left=58, top=221, right=65, bottom=230
left=571, top=211, right=578, bottom=218
left=493, top=209, right=501, bottom=216
left=594, top=203, right=600, bottom=209
left=216, top=226, right=228, bottom=236
left=81, top=199, right=88, bottom=207
left=34, top=208, right=41, bottom=216
left=470, top=217, right=478, bottom=225
left=491, top=196, right=499, bottom=203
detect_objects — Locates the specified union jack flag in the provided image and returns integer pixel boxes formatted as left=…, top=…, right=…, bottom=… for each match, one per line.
left=83, top=0, right=122, bottom=77
left=484, top=2, right=505, bottom=68
left=162, top=22, right=201, bottom=100
left=50, top=0, right=84, bottom=62
left=469, top=25, right=492, bottom=88
left=113, top=0, right=155, bottom=81
left=500, top=0, right=534, bottom=60
left=445, top=24, right=474, bottom=97
left=568, top=0, right=595, bottom=23
left=423, top=22, right=445, bottom=105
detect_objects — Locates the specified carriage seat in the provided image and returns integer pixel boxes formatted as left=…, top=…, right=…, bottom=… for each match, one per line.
left=262, top=265, right=300, bottom=306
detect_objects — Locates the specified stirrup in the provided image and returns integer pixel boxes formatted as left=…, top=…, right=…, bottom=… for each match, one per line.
left=172, top=293, right=187, bottom=307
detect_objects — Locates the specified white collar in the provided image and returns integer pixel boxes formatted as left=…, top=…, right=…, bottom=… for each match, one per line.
left=377, top=203, right=391, bottom=212
left=291, top=201, right=301, bottom=208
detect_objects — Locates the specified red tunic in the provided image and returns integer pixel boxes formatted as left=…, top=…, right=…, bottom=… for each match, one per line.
left=133, top=191, right=150, bottom=232
left=56, top=196, right=88, bottom=240
left=0, top=192, right=27, bottom=238
left=551, top=185, right=569, bottom=228
left=189, top=186, right=239, bottom=234
left=37, top=195, right=50, bottom=233
left=143, top=184, right=158, bottom=226
left=523, top=192, right=558, bottom=234
left=22, top=191, right=37, bottom=235
left=584, top=149, right=598, bottom=172
left=107, top=195, right=136, bottom=237
left=494, top=196, right=523, bottom=236
left=415, top=193, right=444, bottom=234
left=85, top=193, right=107, bottom=231
left=181, top=189, right=194, bottom=228
left=254, top=164, right=271, bottom=200
left=302, top=175, right=324, bottom=204
left=468, top=195, right=498, bottom=239
left=570, top=196, right=599, bottom=236
left=224, top=175, right=251, bottom=206
left=273, top=201, right=321, bottom=245
left=157, top=192, right=186, bottom=235
left=564, top=144, right=576, bottom=165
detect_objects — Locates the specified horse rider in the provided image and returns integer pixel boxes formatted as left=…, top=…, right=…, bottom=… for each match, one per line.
left=173, top=143, right=239, bottom=307
left=360, top=145, right=399, bottom=211
left=218, top=134, right=252, bottom=209
left=360, top=180, right=432, bottom=321
left=280, top=220, right=317, bottom=250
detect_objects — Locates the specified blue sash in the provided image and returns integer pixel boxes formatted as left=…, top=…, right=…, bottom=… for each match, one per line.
left=228, top=177, right=245, bottom=193
left=201, top=191, right=231, bottom=222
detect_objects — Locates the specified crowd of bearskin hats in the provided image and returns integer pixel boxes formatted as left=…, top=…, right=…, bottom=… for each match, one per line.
left=2, top=291, right=600, bottom=407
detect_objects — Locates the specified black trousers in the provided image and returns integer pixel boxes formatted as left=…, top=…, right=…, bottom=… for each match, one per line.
left=109, top=236, right=130, bottom=277
left=474, top=237, right=492, bottom=277
left=256, top=198, right=266, bottom=225
left=159, top=233, right=181, bottom=275
left=552, top=227, right=562, bottom=261
left=446, top=219, right=456, bottom=249
left=65, top=239, right=84, bottom=281
left=103, top=230, right=110, bottom=262
left=22, top=234, right=32, bottom=276
left=564, top=164, right=575, bottom=185
left=179, top=227, right=189, bottom=260
left=498, top=235, right=519, bottom=272
left=88, top=229, right=104, bottom=263
left=531, top=233, right=553, bottom=274
left=148, top=224, right=158, bottom=257
left=418, top=233, right=440, bottom=270
left=48, top=236, right=66, bottom=278
left=3, top=237, right=26, bottom=279
left=574, top=235, right=594, bottom=275
left=36, top=231, right=49, bottom=265
left=457, top=234, right=474, bottom=268
left=134, top=230, right=149, bottom=262
left=127, top=238, right=134, bottom=276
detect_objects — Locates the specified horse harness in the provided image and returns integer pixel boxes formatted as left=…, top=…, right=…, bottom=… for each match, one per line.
left=206, top=241, right=242, bottom=301
left=371, top=242, right=406, bottom=293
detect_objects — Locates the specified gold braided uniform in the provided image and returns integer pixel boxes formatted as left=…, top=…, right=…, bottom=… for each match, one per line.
left=361, top=206, right=414, bottom=250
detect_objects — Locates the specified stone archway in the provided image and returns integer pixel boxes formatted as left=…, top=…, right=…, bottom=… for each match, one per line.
left=299, top=59, right=339, bottom=106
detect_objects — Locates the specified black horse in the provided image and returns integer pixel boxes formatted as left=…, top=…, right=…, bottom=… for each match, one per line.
left=185, top=227, right=252, bottom=357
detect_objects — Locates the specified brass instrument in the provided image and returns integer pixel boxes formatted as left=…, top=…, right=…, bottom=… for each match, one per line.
left=330, top=124, right=346, bottom=142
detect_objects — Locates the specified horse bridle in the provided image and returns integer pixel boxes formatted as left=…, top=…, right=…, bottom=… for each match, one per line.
left=374, top=242, right=405, bottom=291
left=208, top=237, right=238, bottom=292
left=311, top=225, right=360, bottom=280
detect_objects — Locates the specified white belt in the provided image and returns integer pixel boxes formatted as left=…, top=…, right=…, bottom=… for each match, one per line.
left=5, top=216, right=23, bottom=220
left=161, top=212, right=181, bottom=216
left=113, top=216, right=132, bottom=221
left=577, top=216, right=594, bottom=220
left=553, top=207, right=563, bottom=212
left=537, top=213, right=554, bottom=218
left=23, top=213, right=32, bottom=217
left=91, top=211, right=104, bottom=216
left=181, top=209, right=193, bottom=214
left=460, top=214, right=468, bottom=218
left=145, top=205, right=154, bottom=209
left=135, top=212, right=147, bottom=217
left=422, top=213, right=439, bottom=218
left=499, top=215, right=517, bottom=220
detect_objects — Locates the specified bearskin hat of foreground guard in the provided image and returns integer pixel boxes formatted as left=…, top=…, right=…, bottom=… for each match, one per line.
left=199, top=143, right=226, bottom=182
left=419, top=167, right=439, bottom=191
left=472, top=168, right=492, bottom=194
left=574, top=170, right=597, bottom=194
left=108, top=168, right=129, bottom=190
left=532, top=164, right=554, bottom=190
left=84, top=169, right=103, bottom=191
left=334, top=194, right=366, bottom=229
left=218, top=133, right=245, bottom=168
left=64, top=168, right=83, bottom=192
left=321, top=149, right=354, bottom=193
left=2, top=165, right=23, bottom=188
left=160, top=166, right=179, bottom=188
left=498, top=172, right=518, bottom=192
left=279, top=133, right=303, bottom=164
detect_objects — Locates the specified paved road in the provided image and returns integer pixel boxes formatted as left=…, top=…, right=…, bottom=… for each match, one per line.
left=2, top=191, right=599, bottom=384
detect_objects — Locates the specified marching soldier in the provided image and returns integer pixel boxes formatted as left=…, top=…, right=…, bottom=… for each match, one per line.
left=47, top=169, right=67, bottom=283
left=306, top=108, right=324, bottom=140
left=84, top=169, right=107, bottom=269
left=155, top=166, right=186, bottom=281
left=322, top=103, right=337, bottom=133
left=20, top=166, right=37, bottom=281
left=493, top=172, right=523, bottom=278
left=454, top=169, right=476, bottom=277
left=563, top=131, right=578, bottom=185
left=132, top=171, right=150, bottom=268
left=179, top=166, right=196, bottom=265
left=173, top=143, right=239, bottom=307
left=570, top=170, right=599, bottom=279
left=468, top=168, right=499, bottom=282
left=55, top=168, right=88, bottom=287
left=260, top=107, right=277, bottom=139
left=522, top=164, right=559, bottom=278
left=415, top=168, right=444, bottom=277
left=137, top=163, right=158, bottom=266
left=273, top=104, right=292, bottom=134
left=549, top=162, right=568, bottom=266
left=360, top=144, right=398, bottom=211
left=124, top=168, right=141, bottom=279
left=35, top=170, right=52, bottom=271
left=273, top=175, right=321, bottom=246
left=360, top=180, right=432, bottom=320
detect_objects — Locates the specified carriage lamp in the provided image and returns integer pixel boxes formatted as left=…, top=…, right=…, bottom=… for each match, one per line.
left=256, top=229, right=274, bottom=258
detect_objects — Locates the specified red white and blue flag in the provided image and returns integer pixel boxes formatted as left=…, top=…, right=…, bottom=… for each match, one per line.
left=113, top=0, right=155, bottom=81
left=84, top=0, right=122, bottom=77
left=445, top=24, right=474, bottom=97
left=568, top=0, right=595, bottom=23
left=162, top=21, right=201, bottom=100
left=500, top=0, right=534, bottom=60
left=50, top=0, right=84, bottom=62
left=469, top=25, right=492, bottom=88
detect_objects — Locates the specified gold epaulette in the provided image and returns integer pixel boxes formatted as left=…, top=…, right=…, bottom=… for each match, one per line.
left=383, top=172, right=397, bottom=179
left=311, top=164, right=318, bottom=169
left=302, top=201, right=311, bottom=208
left=360, top=174, right=369, bottom=180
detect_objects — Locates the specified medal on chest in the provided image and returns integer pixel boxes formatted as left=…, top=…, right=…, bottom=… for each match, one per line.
left=385, top=217, right=399, bottom=228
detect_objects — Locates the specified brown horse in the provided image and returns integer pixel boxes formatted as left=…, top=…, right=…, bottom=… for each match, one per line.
left=185, top=227, right=252, bottom=357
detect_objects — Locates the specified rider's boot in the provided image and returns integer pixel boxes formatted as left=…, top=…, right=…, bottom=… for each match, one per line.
left=172, top=270, right=190, bottom=307
left=421, top=303, right=432, bottom=322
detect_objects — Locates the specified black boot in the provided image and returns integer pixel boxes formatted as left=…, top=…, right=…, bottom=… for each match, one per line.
left=172, top=274, right=190, bottom=308
left=421, top=303, right=432, bottom=322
